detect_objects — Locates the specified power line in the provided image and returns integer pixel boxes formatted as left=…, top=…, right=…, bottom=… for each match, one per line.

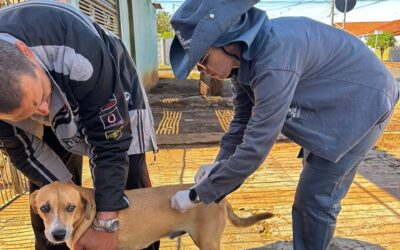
left=157, top=0, right=400, bottom=20
left=258, top=0, right=322, bottom=11
left=157, top=0, right=400, bottom=3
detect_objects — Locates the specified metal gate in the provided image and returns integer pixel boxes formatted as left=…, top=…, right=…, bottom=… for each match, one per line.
left=79, top=0, right=121, bottom=37
left=0, top=152, right=29, bottom=210
left=0, top=0, right=34, bottom=210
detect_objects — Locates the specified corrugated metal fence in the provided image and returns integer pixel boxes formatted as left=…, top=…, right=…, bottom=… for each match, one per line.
left=0, top=152, right=29, bottom=210
left=79, top=0, right=121, bottom=37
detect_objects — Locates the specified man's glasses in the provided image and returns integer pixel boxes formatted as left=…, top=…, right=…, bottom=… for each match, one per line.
left=196, top=48, right=212, bottom=72
left=196, top=47, right=239, bottom=72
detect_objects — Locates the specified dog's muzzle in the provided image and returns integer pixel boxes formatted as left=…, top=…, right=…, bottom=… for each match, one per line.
left=51, top=229, right=67, bottom=241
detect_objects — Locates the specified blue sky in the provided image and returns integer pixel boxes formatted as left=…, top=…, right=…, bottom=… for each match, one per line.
left=156, top=0, right=400, bottom=24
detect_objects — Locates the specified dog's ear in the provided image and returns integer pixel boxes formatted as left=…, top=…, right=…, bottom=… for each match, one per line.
left=72, top=184, right=95, bottom=220
left=80, top=195, right=90, bottom=220
left=79, top=189, right=95, bottom=220
left=29, top=190, right=39, bottom=214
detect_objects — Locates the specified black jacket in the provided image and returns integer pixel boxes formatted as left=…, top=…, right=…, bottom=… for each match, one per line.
left=0, top=0, right=157, bottom=211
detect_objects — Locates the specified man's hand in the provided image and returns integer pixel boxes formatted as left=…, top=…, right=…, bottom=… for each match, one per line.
left=194, top=162, right=219, bottom=184
left=75, top=226, right=118, bottom=250
left=76, top=211, right=118, bottom=250
left=171, top=189, right=200, bottom=213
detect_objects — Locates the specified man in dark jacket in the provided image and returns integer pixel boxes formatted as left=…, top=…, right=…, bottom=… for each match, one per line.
left=0, top=1, right=158, bottom=249
left=169, top=0, right=399, bottom=249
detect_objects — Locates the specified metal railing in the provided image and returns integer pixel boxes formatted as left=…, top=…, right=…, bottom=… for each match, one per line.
left=0, top=152, right=29, bottom=210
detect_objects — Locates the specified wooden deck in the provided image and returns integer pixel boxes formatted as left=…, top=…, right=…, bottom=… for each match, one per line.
left=1, top=143, right=399, bottom=249
left=148, top=142, right=400, bottom=250
left=1, top=105, right=399, bottom=249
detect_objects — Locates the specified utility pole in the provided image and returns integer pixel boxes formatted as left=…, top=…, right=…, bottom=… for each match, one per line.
left=374, top=30, right=383, bottom=53
left=342, top=0, right=348, bottom=29
left=335, top=0, right=357, bottom=30
left=331, top=0, right=335, bottom=26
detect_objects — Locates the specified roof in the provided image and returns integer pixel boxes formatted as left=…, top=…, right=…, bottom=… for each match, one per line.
left=375, top=19, right=400, bottom=36
left=335, top=20, right=400, bottom=36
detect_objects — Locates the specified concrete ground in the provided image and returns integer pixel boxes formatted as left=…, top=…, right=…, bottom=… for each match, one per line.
left=0, top=72, right=399, bottom=249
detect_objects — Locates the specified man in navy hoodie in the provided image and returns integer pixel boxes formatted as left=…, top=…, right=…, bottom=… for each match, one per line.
left=169, top=0, right=399, bottom=249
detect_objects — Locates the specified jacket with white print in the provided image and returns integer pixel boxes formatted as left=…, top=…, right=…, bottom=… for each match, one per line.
left=0, top=0, right=157, bottom=211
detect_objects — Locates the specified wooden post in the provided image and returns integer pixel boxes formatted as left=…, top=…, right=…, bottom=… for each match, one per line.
left=199, top=72, right=224, bottom=96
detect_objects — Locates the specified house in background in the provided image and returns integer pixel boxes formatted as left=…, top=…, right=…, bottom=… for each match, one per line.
left=335, top=20, right=400, bottom=61
left=1, top=0, right=160, bottom=91
left=75, top=0, right=161, bottom=91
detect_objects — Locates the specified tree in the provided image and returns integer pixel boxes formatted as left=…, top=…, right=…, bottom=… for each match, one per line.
left=157, top=11, right=174, bottom=39
left=366, top=31, right=396, bottom=60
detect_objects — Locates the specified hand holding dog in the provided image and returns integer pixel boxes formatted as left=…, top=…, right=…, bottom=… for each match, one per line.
left=76, top=211, right=119, bottom=250
left=75, top=226, right=118, bottom=250
left=171, top=189, right=200, bottom=213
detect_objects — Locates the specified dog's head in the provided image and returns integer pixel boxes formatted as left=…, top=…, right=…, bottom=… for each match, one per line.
left=30, top=181, right=94, bottom=245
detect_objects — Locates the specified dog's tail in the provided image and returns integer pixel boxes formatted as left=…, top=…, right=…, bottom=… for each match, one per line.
left=226, top=201, right=273, bottom=227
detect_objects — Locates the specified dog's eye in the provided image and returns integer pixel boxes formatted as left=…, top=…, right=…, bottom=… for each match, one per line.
left=40, top=204, right=50, bottom=213
left=66, top=204, right=76, bottom=212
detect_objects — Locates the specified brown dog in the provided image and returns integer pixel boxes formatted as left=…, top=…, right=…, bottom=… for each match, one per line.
left=30, top=181, right=273, bottom=250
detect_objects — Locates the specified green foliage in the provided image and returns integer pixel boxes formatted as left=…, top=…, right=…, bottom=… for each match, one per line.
left=157, top=11, right=173, bottom=38
left=366, top=31, right=396, bottom=59
left=158, top=64, right=171, bottom=70
left=160, top=31, right=174, bottom=39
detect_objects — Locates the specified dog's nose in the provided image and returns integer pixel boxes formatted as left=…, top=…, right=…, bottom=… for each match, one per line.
left=52, top=229, right=67, bottom=241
